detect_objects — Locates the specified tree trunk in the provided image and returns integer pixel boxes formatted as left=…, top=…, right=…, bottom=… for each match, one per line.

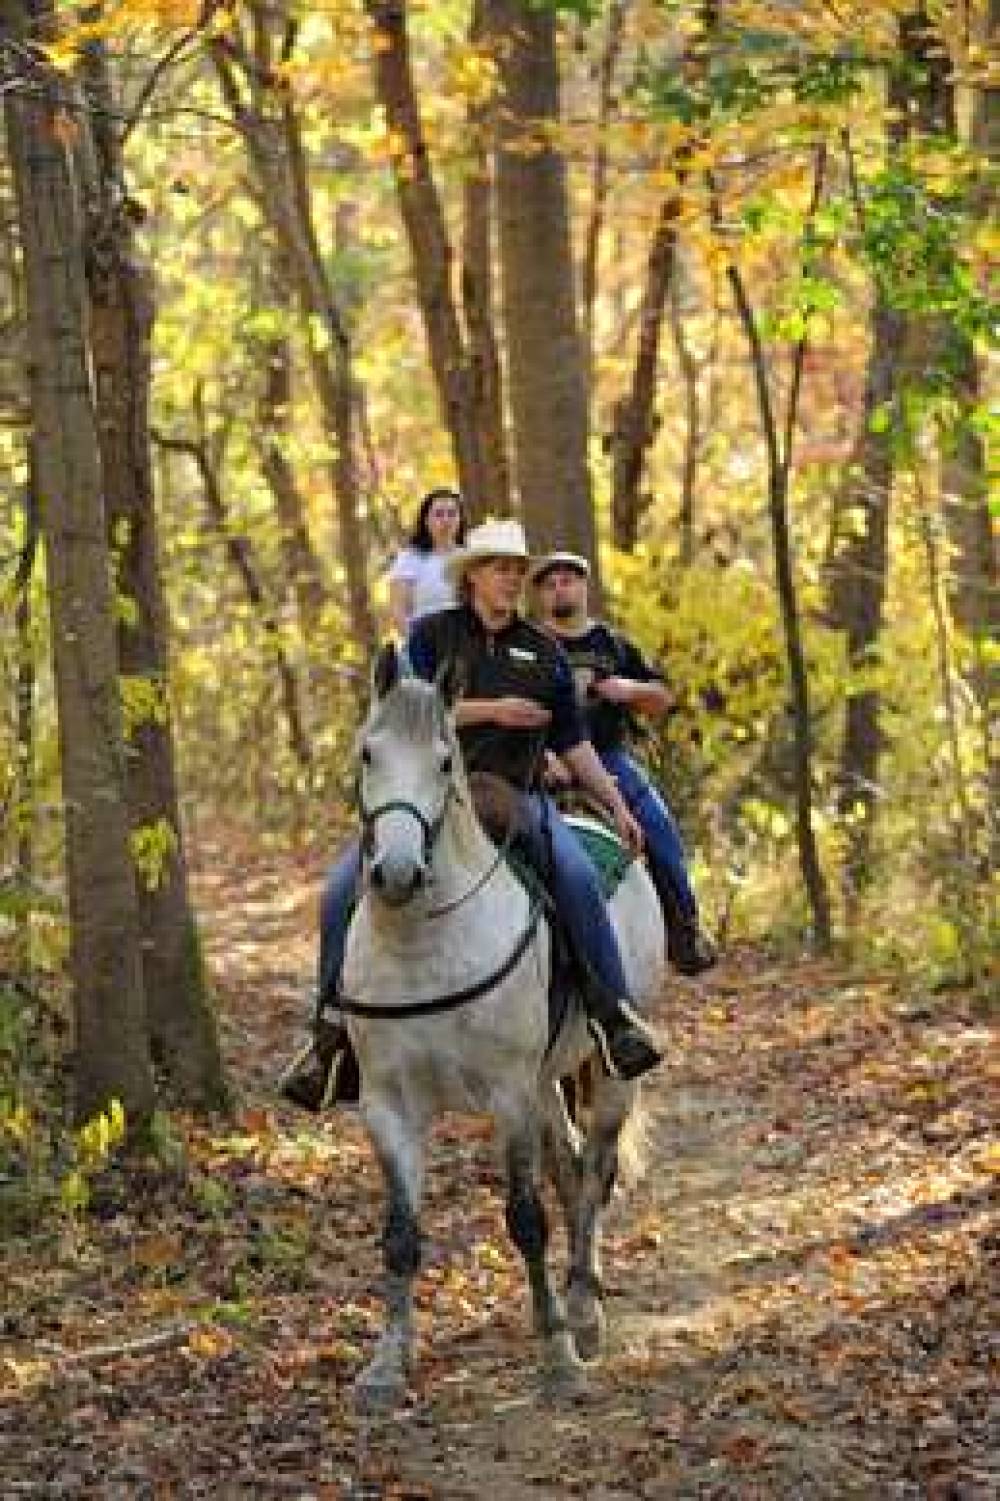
left=13, top=459, right=38, bottom=973
left=581, top=0, right=628, bottom=398
left=726, top=147, right=833, bottom=950
left=255, top=244, right=329, bottom=638
left=365, top=0, right=491, bottom=511
left=3, top=4, right=155, bottom=1128
left=487, top=0, right=597, bottom=568
left=461, top=0, right=511, bottom=517
left=669, top=278, right=701, bottom=565
left=608, top=193, right=680, bottom=551
left=832, top=8, right=955, bottom=898
left=940, top=0, right=999, bottom=858
left=832, top=288, right=906, bottom=896
left=81, top=40, right=228, bottom=1110
left=211, top=29, right=376, bottom=657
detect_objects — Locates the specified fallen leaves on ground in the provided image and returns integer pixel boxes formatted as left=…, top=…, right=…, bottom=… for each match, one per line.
left=1, top=827, right=997, bottom=1498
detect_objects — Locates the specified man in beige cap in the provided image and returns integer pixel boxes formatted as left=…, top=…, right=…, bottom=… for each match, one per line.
left=283, top=518, right=663, bottom=1111
left=531, top=550, right=716, bottom=976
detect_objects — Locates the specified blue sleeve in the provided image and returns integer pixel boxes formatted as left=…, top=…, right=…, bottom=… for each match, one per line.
left=405, top=618, right=437, bottom=681
left=547, top=649, right=586, bottom=754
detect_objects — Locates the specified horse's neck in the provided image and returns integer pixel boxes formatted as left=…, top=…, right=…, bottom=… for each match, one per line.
left=434, top=794, right=499, bottom=899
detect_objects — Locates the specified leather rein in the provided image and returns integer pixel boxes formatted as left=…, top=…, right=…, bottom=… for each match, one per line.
left=342, top=746, right=546, bottom=1020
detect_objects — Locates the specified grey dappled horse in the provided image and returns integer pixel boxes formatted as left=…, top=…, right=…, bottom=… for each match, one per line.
left=342, top=646, right=665, bottom=1410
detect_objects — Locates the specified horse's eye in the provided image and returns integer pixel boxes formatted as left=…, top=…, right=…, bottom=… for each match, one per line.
left=440, top=753, right=453, bottom=776
left=360, top=744, right=372, bottom=766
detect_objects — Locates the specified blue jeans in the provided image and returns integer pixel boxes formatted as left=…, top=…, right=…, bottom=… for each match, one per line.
left=601, top=748, right=697, bottom=919
left=316, top=792, right=632, bottom=1004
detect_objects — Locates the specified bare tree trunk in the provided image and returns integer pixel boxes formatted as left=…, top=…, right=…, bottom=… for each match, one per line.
left=487, top=0, right=597, bottom=569
left=80, top=40, right=228, bottom=1110
left=461, top=0, right=510, bottom=517
left=726, top=148, right=833, bottom=950
left=13, top=459, right=38, bottom=973
left=255, top=244, right=329, bottom=637
left=940, top=0, right=999, bottom=860
left=831, top=284, right=905, bottom=898
left=3, top=4, right=155, bottom=1127
left=211, top=12, right=376, bottom=656
left=608, top=193, right=680, bottom=552
left=669, top=279, right=701, bottom=565
left=364, top=0, right=491, bottom=511
left=581, top=0, right=628, bottom=397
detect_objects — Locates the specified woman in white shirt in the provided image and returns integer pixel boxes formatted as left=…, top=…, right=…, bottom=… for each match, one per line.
left=387, top=488, right=467, bottom=634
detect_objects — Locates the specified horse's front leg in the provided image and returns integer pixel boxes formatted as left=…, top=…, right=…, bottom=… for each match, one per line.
left=565, top=1078, right=634, bottom=1362
left=355, top=1097, right=425, bottom=1412
left=503, top=1113, right=584, bottom=1396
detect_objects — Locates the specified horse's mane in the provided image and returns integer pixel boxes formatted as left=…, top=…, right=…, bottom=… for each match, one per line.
left=370, top=676, right=446, bottom=743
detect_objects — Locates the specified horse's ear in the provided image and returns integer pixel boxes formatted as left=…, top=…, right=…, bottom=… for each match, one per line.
left=434, top=653, right=462, bottom=708
left=372, top=640, right=400, bottom=699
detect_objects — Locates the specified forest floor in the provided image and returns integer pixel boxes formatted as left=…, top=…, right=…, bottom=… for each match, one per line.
left=1, top=824, right=998, bottom=1499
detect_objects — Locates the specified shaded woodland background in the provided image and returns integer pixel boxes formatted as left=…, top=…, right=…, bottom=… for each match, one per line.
left=0, top=0, right=996, bottom=1150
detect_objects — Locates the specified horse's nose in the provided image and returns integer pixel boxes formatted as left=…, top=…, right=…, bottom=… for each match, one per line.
left=370, top=855, right=426, bottom=905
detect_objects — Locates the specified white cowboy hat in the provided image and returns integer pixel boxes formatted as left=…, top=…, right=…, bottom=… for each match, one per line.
left=527, top=550, right=591, bottom=586
left=446, top=517, right=533, bottom=583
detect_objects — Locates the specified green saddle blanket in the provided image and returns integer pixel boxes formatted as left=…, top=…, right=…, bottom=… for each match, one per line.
left=508, top=812, right=633, bottom=901
left=564, top=812, right=634, bottom=898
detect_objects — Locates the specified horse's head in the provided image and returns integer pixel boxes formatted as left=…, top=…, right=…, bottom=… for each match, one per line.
left=356, top=643, right=460, bottom=907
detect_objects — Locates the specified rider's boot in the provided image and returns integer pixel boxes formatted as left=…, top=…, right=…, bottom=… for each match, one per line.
left=583, top=980, right=663, bottom=1082
left=279, top=1008, right=360, bottom=1113
left=656, top=874, right=718, bottom=977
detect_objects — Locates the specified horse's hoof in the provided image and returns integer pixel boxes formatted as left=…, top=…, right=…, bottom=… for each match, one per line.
left=569, top=1309, right=605, bottom=1363
left=539, top=1329, right=588, bottom=1403
left=567, top=1296, right=606, bottom=1362
left=353, top=1367, right=407, bottom=1414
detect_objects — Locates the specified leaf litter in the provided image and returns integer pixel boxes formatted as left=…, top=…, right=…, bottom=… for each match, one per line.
left=1, top=826, right=997, bottom=1498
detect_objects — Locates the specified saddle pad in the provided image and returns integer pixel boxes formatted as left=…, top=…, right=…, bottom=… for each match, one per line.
left=505, top=813, right=632, bottom=901
left=564, top=812, right=634, bottom=899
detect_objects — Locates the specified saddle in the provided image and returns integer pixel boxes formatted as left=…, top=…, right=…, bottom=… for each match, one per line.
left=289, top=779, right=634, bottom=1113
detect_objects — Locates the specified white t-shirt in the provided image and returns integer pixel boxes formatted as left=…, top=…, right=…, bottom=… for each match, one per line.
left=387, top=547, right=458, bottom=625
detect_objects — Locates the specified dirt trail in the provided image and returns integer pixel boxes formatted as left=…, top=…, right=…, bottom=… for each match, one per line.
left=1, top=838, right=996, bottom=1498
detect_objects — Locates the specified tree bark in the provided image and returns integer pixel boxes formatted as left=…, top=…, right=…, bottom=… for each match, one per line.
left=669, top=280, right=701, bottom=566
left=255, top=244, right=329, bottom=638
left=581, top=0, right=627, bottom=398
left=726, top=148, right=833, bottom=950
left=487, top=0, right=596, bottom=569
left=939, top=0, right=999, bottom=859
left=80, top=39, right=228, bottom=1109
left=2, top=3, right=155, bottom=1128
left=211, top=15, right=376, bottom=657
left=460, top=0, right=511, bottom=517
left=13, top=458, right=38, bottom=973
left=608, top=193, right=681, bottom=553
left=365, top=0, right=492, bottom=513
left=831, top=283, right=906, bottom=897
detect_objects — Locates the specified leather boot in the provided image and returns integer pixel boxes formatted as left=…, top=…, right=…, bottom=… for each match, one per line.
left=670, top=919, right=718, bottom=976
left=279, top=1014, right=360, bottom=1112
left=655, top=874, right=718, bottom=976
left=583, top=983, right=663, bottom=1082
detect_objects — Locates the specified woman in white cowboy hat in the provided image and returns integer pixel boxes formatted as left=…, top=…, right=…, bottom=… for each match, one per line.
left=283, top=517, right=663, bottom=1110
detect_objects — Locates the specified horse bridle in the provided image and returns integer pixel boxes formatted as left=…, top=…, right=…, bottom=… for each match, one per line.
left=358, top=792, right=452, bottom=868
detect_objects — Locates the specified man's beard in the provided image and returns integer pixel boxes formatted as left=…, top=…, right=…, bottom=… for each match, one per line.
left=551, top=601, right=579, bottom=621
